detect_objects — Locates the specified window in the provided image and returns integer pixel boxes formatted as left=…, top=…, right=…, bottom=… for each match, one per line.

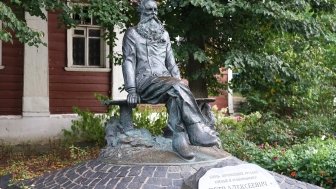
left=0, top=21, right=3, bottom=69
left=66, top=7, right=110, bottom=72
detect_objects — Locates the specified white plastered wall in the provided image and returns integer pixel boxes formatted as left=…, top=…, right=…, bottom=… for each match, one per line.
left=0, top=11, right=72, bottom=145
left=22, top=10, right=50, bottom=117
left=0, top=115, right=77, bottom=145
left=112, top=27, right=128, bottom=100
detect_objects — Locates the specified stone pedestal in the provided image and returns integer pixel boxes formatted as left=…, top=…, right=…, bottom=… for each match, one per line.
left=19, top=128, right=323, bottom=189
left=24, top=145, right=322, bottom=189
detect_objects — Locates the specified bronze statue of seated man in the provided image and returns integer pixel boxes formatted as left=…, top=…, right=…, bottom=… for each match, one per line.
left=122, top=0, right=218, bottom=160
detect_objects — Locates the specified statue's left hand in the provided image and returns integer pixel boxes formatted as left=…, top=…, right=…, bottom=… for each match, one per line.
left=181, top=79, right=189, bottom=86
left=127, top=92, right=140, bottom=108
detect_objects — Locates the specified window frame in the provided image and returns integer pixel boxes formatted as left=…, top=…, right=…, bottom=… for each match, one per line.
left=0, top=21, right=4, bottom=70
left=65, top=5, right=110, bottom=72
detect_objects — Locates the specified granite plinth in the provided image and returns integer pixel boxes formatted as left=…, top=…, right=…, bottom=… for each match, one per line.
left=100, top=146, right=229, bottom=165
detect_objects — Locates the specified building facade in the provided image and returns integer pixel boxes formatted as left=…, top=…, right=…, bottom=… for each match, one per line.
left=0, top=11, right=230, bottom=144
left=0, top=11, right=126, bottom=144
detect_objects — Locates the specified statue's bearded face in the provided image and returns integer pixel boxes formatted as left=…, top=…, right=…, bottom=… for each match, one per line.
left=141, top=0, right=158, bottom=18
left=137, top=0, right=164, bottom=41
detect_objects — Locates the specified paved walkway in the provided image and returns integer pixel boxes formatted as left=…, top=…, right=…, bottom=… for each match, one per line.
left=22, top=156, right=321, bottom=189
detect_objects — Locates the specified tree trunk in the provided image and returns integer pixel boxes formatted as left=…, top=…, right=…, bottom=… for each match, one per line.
left=186, top=58, right=208, bottom=98
left=186, top=37, right=208, bottom=98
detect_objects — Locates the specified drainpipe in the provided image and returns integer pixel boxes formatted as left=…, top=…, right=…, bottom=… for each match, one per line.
left=227, top=69, right=234, bottom=114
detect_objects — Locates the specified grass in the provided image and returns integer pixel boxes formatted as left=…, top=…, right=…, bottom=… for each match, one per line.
left=0, top=141, right=100, bottom=183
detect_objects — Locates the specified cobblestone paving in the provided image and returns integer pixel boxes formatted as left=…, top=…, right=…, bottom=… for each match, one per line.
left=23, top=157, right=321, bottom=189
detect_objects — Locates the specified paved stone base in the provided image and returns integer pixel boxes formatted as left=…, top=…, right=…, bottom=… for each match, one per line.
left=21, top=156, right=322, bottom=189
left=100, top=146, right=230, bottom=164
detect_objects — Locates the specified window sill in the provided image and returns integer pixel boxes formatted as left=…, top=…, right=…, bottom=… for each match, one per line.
left=0, top=65, right=4, bottom=70
left=64, top=67, right=111, bottom=72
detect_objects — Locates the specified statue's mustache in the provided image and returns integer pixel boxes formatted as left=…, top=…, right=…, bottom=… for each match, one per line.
left=140, top=14, right=161, bottom=24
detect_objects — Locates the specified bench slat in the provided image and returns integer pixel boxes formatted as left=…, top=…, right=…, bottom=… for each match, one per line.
left=103, top=98, right=215, bottom=106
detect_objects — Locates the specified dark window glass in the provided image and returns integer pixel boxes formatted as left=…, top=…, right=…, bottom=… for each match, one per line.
left=73, top=37, right=85, bottom=65
left=89, top=38, right=100, bottom=66
left=74, top=29, right=84, bottom=35
left=89, top=29, right=100, bottom=37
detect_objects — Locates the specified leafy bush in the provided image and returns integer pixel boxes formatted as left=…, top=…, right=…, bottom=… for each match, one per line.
left=216, top=111, right=262, bottom=160
left=63, top=104, right=168, bottom=146
left=228, top=33, right=336, bottom=117
left=133, top=106, right=167, bottom=136
left=63, top=107, right=111, bottom=147
left=216, top=111, right=294, bottom=146
left=68, top=145, right=90, bottom=161
left=249, top=138, right=336, bottom=188
left=245, top=114, right=294, bottom=145
left=216, top=109, right=336, bottom=188
left=290, top=115, right=336, bottom=141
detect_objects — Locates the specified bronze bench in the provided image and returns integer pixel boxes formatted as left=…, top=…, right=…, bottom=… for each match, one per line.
left=103, top=98, right=216, bottom=132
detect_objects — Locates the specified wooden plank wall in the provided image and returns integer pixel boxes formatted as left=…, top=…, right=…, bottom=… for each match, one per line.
left=0, top=5, right=24, bottom=115
left=48, top=12, right=111, bottom=114
left=0, top=38, right=24, bottom=115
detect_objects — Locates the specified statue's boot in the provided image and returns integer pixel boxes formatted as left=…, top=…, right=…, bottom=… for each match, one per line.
left=186, top=123, right=219, bottom=147
left=172, top=133, right=195, bottom=160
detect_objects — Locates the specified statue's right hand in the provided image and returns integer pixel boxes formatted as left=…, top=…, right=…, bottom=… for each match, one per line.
left=127, top=92, right=140, bottom=108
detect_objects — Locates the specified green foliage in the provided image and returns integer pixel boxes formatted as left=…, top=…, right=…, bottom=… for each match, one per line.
left=63, top=107, right=109, bottom=147
left=161, top=0, right=336, bottom=114
left=216, top=111, right=294, bottom=146
left=225, top=51, right=298, bottom=114
left=290, top=114, right=336, bottom=140
left=215, top=111, right=262, bottom=161
left=68, top=145, right=89, bottom=161
left=3, top=0, right=335, bottom=114
left=133, top=106, right=168, bottom=136
left=63, top=93, right=123, bottom=145
left=0, top=0, right=132, bottom=47
left=0, top=0, right=72, bottom=46
left=62, top=94, right=121, bottom=146
left=250, top=138, right=336, bottom=188
left=216, top=109, right=336, bottom=188
left=63, top=104, right=167, bottom=146
left=229, top=32, right=336, bottom=116
left=246, top=116, right=294, bottom=146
